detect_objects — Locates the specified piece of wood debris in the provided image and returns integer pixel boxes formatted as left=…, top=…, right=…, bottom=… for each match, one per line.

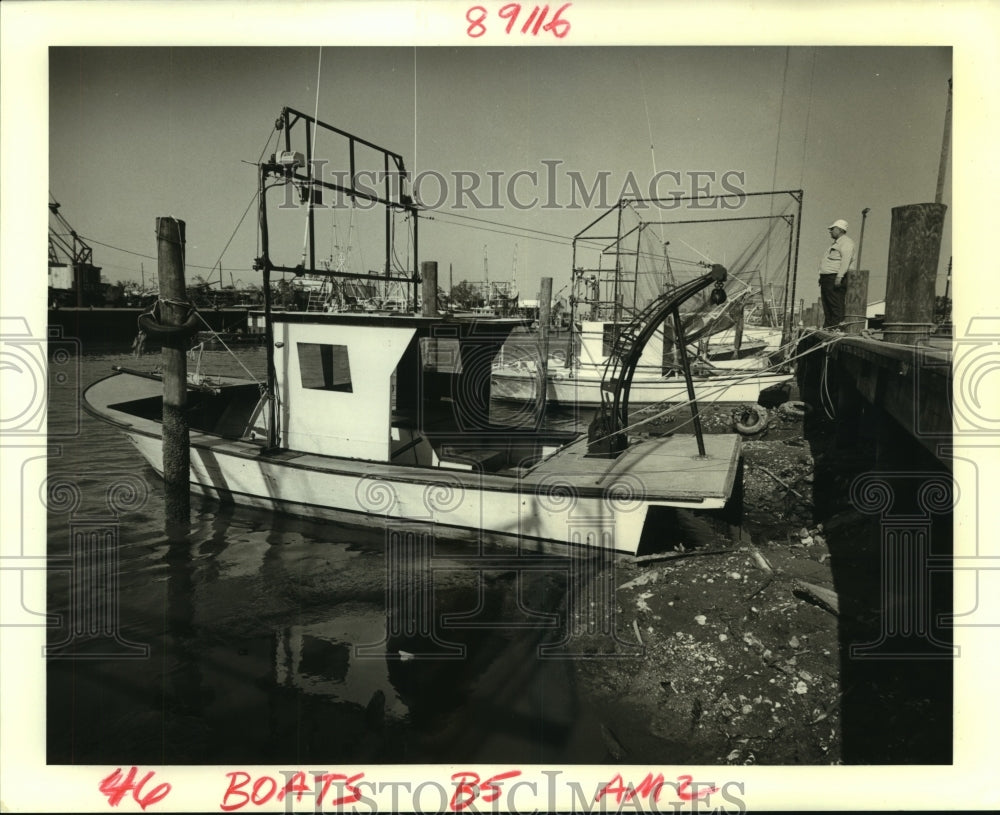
left=633, top=548, right=730, bottom=565
left=749, top=546, right=774, bottom=574
left=793, top=579, right=840, bottom=615
left=755, top=465, right=806, bottom=500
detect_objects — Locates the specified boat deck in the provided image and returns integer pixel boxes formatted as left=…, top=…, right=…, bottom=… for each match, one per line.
left=522, top=432, right=740, bottom=504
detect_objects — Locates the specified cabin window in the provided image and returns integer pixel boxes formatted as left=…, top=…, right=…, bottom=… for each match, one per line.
left=297, top=342, right=353, bottom=392
left=602, top=323, right=619, bottom=357
left=419, top=337, right=463, bottom=374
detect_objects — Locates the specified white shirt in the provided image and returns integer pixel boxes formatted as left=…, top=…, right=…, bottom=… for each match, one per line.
left=819, top=234, right=855, bottom=277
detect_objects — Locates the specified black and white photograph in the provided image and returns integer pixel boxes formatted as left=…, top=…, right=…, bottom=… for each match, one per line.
left=1, top=2, right=998, bottom=812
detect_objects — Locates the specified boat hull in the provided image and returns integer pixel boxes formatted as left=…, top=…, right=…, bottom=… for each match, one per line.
left=85, top=372, right=742, bottom=555
left=490, top=367, right=792, bottom=407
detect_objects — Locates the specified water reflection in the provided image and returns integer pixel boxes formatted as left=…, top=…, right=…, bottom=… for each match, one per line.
left=274, top=615, right=406, bottom=719
left=48, top=347, right=620, bottom=765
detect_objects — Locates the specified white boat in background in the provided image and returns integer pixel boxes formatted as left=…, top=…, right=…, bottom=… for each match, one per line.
left=491, top=361, right=790, bottom=407
left=492, top=199, right=796, bottom=408
left=492, top=318, right=791, bottom=407
left=82, top=108, right=744, bottom=556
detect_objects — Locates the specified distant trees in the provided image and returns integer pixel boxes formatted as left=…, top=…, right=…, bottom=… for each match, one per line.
left=933, top=295, right=951, bottom=325
left=449, top=280, right=482, bottom=309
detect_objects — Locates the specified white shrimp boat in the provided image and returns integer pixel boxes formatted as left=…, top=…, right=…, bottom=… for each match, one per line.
left=82, top=109, right=744, bottom=555
left=492, top=318, right=790, bottom=407
left=492, top=199, right=795, bottom=408
left=491, top=362, right=789, bottom=406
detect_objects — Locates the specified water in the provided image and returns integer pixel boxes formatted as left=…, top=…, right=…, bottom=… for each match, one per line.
left=44, top=344, right=625, bottom=766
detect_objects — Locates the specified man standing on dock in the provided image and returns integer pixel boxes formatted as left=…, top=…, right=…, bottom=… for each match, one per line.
left=818, top=218, right=855, bottom=329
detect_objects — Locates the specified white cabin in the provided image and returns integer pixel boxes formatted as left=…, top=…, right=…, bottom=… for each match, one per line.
left=269, top=312, right=559, bottom=472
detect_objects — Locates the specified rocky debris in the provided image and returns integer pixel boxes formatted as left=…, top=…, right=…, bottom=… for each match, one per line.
left=571, top=535, right=844, bottom=764
left=568, top=406, right=864, bottom=764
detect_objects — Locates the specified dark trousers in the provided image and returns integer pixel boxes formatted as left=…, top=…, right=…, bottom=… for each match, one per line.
left=819, top=274, right=846, bottom=328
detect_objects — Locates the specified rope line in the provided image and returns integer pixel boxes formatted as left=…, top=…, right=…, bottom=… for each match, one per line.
left=189, top=309, right=262, bottom=384
left=584, top=328, right=846, bottom=446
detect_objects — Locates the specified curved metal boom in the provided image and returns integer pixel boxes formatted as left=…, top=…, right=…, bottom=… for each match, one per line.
left=588, top=263, right=728, bottom=457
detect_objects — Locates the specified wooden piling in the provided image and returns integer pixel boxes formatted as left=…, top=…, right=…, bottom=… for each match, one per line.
left=421, top=261, right=438, bottom=316
left=157, top=217, right=190, bottom=525
left=537, top=277, right=553, bottom=423
left=844, top=269, right=870, bottom=335
left=936, top=79, right=952, bottom=205
left=883, top=204, right=947, bottom=344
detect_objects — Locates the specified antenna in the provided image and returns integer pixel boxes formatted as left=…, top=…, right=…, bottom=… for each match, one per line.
left=512, top=243, right=518, bottom=295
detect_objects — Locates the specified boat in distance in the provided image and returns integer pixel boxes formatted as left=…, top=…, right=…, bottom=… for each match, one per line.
left=492, top=318, right=791, bottom=407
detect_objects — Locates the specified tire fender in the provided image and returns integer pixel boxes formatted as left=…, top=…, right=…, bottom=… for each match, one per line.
left=778, top=400, right=810, bottom=419
left=137, top=306, right=201, bottom=342
left=733, top=404, right=770, bottom=435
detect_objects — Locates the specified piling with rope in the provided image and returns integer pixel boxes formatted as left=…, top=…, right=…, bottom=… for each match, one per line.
left=156, top=217, right=195, bottom=526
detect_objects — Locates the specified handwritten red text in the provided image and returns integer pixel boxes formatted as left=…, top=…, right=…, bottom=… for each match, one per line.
left=596, top=773, right=719, bottom=806
left=466, top=3, right=572, bottom=38
left=449, top=770, right=523, bottom=812
left=99, top=767, right=172, bottom=810
left=219, top=771, right=364, bottom=812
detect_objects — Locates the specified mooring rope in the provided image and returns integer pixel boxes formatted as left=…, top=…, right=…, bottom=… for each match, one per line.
left=190, top=309, right=262, bottom=385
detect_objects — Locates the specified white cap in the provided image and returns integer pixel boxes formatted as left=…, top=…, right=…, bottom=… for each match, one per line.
left=828, top=219, right=849, bottom=231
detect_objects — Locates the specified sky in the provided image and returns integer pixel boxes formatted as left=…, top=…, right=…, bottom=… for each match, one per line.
left=44, top=45, right=952, bottom=311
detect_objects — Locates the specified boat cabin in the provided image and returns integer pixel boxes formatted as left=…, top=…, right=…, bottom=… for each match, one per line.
left=270, top=311, right=573, bottom=472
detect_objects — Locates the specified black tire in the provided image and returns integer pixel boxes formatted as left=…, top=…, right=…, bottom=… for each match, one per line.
left=733, top=404, right=770, bottom=435
left=778, top=400, right=810, bottom=419
left=137, top=310, right=200, bottom=340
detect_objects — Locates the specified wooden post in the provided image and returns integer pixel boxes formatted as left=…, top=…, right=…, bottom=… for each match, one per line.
left=421, top=261, right=438, bottom=316
left=936, top=79, right=952, bottom=205
left=883, top=204, right=947, bottom=344
left=813, top=299, right=822, bottom=328
left=74, top=263, right=84, bottom=307
left=537, top=277, right=553, bottom=424
left=855, top=207, right=871, bottom=273
left=157, top=217, right=190, bottom=525
left=844, top=269, right=870, bottom=335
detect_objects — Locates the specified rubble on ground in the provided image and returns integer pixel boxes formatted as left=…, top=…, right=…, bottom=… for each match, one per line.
left=571, top=400, right=870, bottom=764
